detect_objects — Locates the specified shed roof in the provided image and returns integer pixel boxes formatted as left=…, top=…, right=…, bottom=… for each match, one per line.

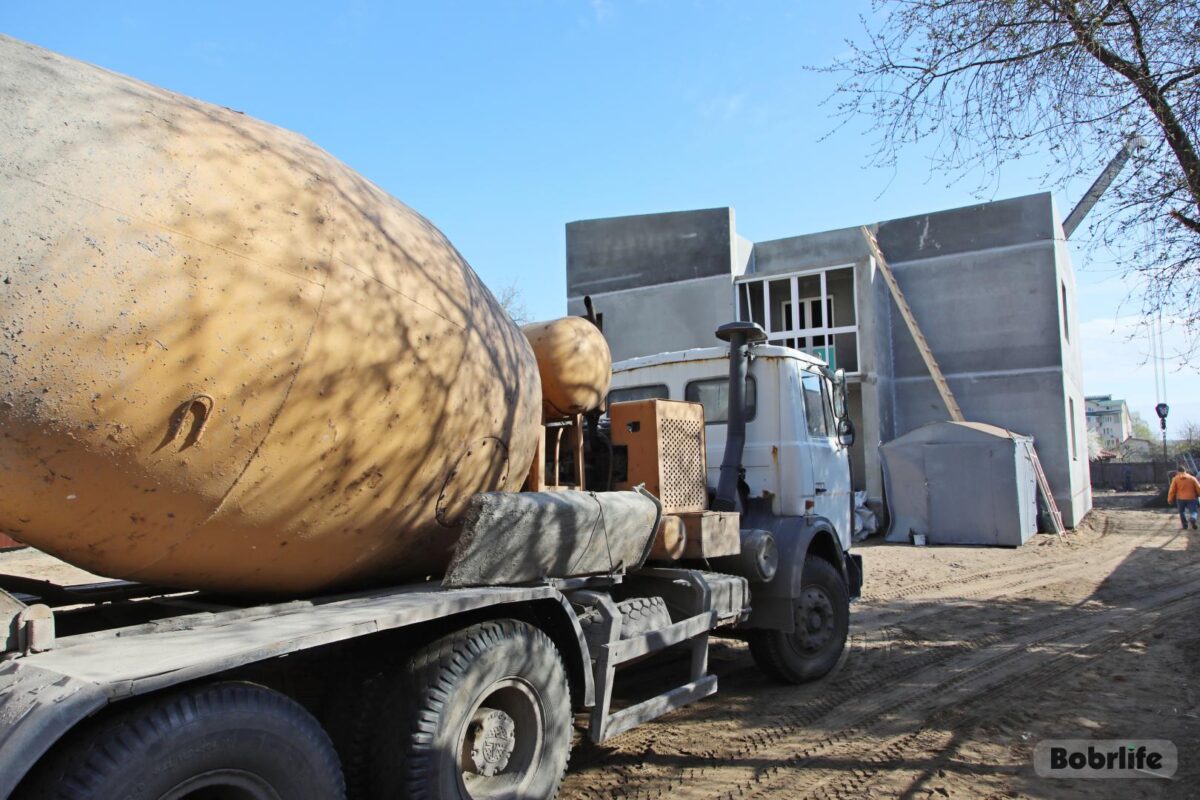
left=882, top=420, right=1032, bottom=449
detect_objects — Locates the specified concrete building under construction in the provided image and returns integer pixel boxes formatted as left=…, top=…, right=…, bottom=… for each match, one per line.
left=565, top=193, right=1093, bottom=527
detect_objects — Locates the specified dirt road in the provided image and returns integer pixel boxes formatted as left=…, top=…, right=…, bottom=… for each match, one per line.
left=560, top=492, right=1200, bottom=799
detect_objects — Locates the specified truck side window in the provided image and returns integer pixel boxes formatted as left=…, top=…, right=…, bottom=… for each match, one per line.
left=821, top=378, right=837, bottom=433
left=685, top=377, right=757, bottom=424
left=801, top=374, right=828, bottom=438
left=608, top=384, right=669, bottom=405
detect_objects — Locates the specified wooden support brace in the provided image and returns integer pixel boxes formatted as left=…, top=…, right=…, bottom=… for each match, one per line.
left=861, top=226, right=965, bottom=423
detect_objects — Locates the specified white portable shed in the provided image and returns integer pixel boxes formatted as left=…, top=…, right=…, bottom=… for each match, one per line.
left=880, top=421, right=1039, bottom=547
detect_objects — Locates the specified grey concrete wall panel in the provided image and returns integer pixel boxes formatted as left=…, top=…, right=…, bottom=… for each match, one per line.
left=734, top=234, right=755, bottom=277
left=855, top=254, right=897, bottom=517
left=1052, top=232, right=1093, bottom=519
left=887, top=242, right=1064, bottom=378
left=568, top=275, right=734, bottom=362
left=752, top=226, right=869, bottom=277
left=880, top=422, right=1037, bottom=546
left=874, top=193, right=1055, bottom=263
left=566, top=208, right=734, bottom=297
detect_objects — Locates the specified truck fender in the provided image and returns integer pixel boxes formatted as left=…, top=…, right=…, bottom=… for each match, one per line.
left=540, top=594, right=597, bottom=709
left=740, top=514, right=848, bottom=632
left=0, top=661, right=107, bottom=798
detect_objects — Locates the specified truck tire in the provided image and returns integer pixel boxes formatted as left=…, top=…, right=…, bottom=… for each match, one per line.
left=19, top=681, right=345, bottom=800
left=368, top=619, right=572, bottom=800
left=578, top=595, right=672, bottom=650
left=325, top=662, right=396, bottom=800
left=749, top=555, right=849, bottom=684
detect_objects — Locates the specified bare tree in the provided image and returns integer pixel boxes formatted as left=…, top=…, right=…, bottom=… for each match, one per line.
left=826, top=1, right=1200, bottom=329
left=495, top=281, right=532, bottom=327
left=1174, top=419, right=1200, bottom=455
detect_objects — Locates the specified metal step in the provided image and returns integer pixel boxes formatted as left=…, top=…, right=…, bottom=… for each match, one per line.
left=573, top=570, right=721, bottom=743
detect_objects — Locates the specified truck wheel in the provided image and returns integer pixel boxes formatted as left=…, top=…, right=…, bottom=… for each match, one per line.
left=368, top=619, right=571, bottom=800
left=578, top=595, right=672, bottom=651
left=20, top=681, right=345, bottom=800
left=749, top=556, right=849, bottom=684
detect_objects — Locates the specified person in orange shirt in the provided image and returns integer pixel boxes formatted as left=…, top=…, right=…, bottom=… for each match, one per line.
left=1167, top=466, right=1200, bottom=529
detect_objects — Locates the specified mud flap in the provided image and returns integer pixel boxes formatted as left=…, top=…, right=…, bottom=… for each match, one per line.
left=846, top=552, right=864, bottom=600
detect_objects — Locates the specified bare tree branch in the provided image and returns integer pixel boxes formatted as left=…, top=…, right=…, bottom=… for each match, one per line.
left=818, top=0, right=1200, bottom=344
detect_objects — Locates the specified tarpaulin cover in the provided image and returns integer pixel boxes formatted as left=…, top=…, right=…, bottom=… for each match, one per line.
left=880, top=421, right=1038, bottom=547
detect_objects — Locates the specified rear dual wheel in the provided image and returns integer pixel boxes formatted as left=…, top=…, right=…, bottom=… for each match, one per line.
left=369, top=619, right=573, bottom=800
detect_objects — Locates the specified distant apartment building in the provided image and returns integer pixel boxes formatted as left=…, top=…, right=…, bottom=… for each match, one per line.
left=1085, top=395, right=1133, bottom=449
left=565, top=193, right=1093, bottom=527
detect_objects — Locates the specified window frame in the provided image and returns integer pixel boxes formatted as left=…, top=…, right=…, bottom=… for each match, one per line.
left=800, top=372, right=831, bottom=439
left=733, top=263, right=860, bottom=374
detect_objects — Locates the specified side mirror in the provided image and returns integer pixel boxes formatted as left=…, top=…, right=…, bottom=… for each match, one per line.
left=831, top=368, right=848, bottom=419
left=837, top=416, right=856, bottom=448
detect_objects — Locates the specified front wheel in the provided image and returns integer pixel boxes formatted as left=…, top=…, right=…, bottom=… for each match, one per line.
left=19, top=681, right=345, bottom=800
left=368, top=619, right=572, bottom=800
left=749, top=555, right=849, bottom=683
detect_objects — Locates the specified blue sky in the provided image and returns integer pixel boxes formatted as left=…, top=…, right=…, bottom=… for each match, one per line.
left=4, top=1, right=1195, bottom=431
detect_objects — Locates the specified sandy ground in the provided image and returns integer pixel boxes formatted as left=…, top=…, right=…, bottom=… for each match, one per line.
left=559, top=491, right=1200, bottom=799
left=2, top=491, right=1195, bottom=798
left=0, top=546, right=105, bottom=585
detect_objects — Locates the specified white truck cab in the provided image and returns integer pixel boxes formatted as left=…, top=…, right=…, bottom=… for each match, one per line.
left=609, top=344, right=854, bottom=552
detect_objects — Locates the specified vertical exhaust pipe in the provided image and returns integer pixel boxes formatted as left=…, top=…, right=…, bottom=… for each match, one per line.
left=713, top=321, right=767, bottom=512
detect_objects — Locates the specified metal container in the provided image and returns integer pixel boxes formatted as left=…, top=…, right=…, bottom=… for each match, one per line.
left=522, top=317, right=611, bottom=419
left=0, top=36, right=542, bottom=594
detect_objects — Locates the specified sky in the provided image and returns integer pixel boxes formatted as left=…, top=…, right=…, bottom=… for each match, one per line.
left=3, top=1, right=1196, bottom=431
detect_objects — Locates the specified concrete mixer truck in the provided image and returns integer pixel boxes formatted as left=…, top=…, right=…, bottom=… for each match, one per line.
left=0, top=35, right=861, bottom=800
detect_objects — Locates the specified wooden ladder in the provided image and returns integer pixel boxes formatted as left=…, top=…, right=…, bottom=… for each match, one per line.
left=1027, top=443, right=1066, bottom=536
left=861, top=226, right=964, bottom=422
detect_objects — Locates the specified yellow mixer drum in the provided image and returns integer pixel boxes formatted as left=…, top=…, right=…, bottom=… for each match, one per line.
left=0, top=35, right=542, bottom=594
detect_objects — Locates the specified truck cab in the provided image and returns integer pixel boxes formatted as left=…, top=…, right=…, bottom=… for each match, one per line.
left=609, top=343, right=855, bottom=550
left=608, top=334, right=861, bottom=686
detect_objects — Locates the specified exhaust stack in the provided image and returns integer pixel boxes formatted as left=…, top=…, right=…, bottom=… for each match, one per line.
left=712, top=321, right=767, bottom=512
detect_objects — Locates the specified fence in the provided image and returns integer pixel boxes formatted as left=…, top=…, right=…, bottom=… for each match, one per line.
left=1090, top=460, right=1174, bottom=489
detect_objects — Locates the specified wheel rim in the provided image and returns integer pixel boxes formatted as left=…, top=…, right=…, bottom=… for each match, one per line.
left=455, top=678, right=544, bottom=799
left=160, top=769, right=282, bottom=800
left=793, top=585, right=836, bottom=654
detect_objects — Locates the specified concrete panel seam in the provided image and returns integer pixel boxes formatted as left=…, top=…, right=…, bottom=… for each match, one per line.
left=893, top=366, right=1065, bottom=383
left=887, top=237, right=1057, bottom=272
left=568, top=273, right=733, bottom=301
